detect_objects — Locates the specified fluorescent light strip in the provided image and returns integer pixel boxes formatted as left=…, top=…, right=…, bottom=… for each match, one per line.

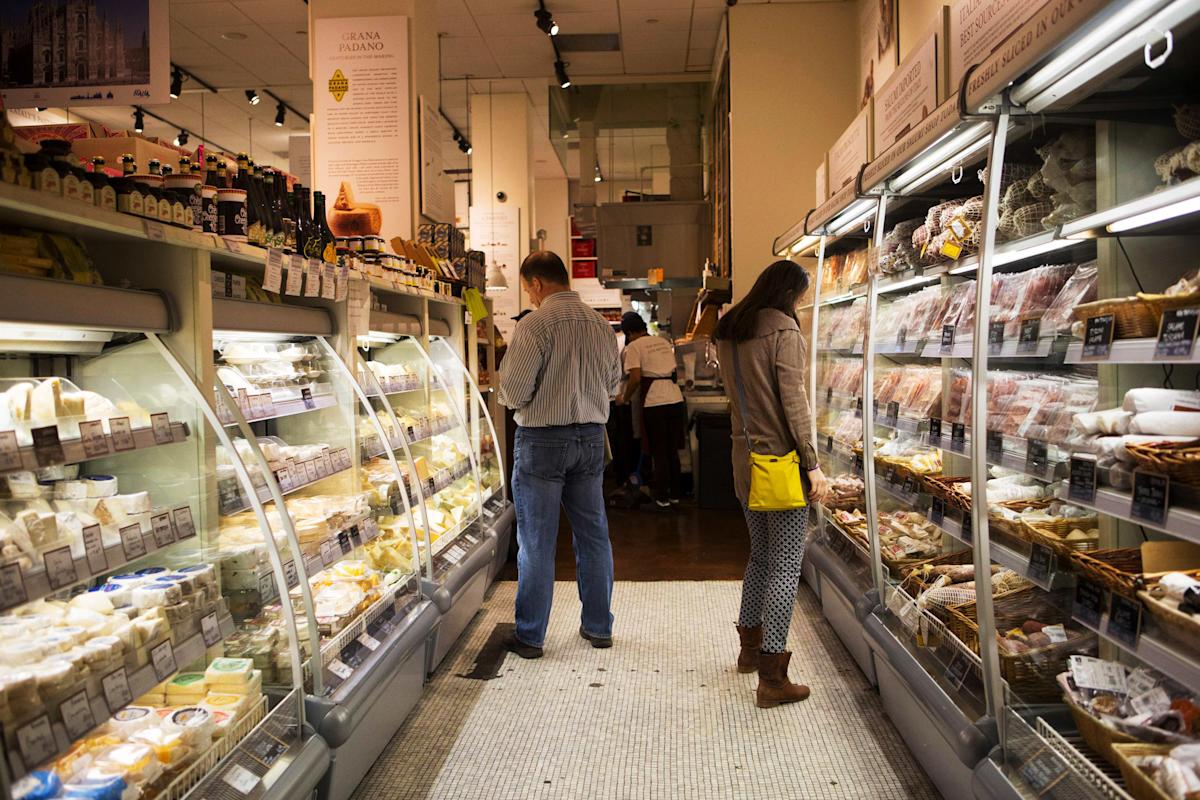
left=1108, top=194, right=1200, bottom=233
left=947, top=233, right=1076, bottom=276
left=790, top=235, right=821, bottom=256
left=1011, top=0, right=1162, bottom=107
left=0, top=323, right=112, bottom=343
left=890, top=123, right=991, bottom=194
left=1061, top=177, right=1200, bottom=238
left=829, top=199, right=877, bottom=236
left=877, top=272, right=940, bottom=295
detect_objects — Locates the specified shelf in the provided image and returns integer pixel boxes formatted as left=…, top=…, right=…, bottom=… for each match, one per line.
left=0, top=272, right=171, bottom=336
left=1060, top=175, right=1200, bottom=239
left=928, top=508, right=1072, bottom=592
left=219, top=387, right=338, bottom=427
left=873, top=411, right=924, bottom=436
left=0, top=418, right=188, bottom=476
left=875, top=266, right=946, bottom=296
left=919, top=334, right=1066, bottom=361
left=1057, top=484, right=1200, bottom=547
left=219, top=446, right=353, bottom=516
left=298, top=513, right=384, bottom=599
left=925, top=431, right=1065, bottom=484
left=1074, top=611, right=1200, bottom=695
left=1064, top=336, right=1200, bottom=364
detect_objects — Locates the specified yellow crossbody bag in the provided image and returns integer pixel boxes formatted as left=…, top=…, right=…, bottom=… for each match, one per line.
left=731, top=343, right=808, bottom=511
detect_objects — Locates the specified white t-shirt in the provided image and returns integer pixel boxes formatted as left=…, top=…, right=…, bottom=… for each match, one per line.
left=623, top=335, right=684, bottom=408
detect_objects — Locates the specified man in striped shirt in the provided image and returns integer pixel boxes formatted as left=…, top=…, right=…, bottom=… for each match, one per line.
left=498, top=251, right=622, bottom=659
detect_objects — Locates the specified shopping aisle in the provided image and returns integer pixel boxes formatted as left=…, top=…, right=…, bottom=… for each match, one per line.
left=352, top=581, right=937, bottom=800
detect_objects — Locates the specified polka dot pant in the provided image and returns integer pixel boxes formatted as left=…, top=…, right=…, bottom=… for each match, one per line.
left=737, top=505, right=811, bottom=654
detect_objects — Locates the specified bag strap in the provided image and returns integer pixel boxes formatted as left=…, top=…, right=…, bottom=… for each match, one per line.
left=730, top=342, right=755, bottom=453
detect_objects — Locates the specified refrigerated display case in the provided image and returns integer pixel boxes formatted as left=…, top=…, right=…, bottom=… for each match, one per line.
left=772, top=2, right=1200, bottom=798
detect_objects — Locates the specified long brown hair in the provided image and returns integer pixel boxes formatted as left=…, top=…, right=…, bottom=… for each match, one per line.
left=714, top=260, right=810, bottom=342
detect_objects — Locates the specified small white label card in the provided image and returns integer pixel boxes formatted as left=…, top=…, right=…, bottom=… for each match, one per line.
left=82, top=524, right=108, bottom=574
left=60, top=690, right=97, bottom=740
left=305, top=258, right=322, bottom=297
left=172, top=506, right=197, bottom=540
left=151, top=513, right=175, bottom=549
left=101, top=667, right=133, bottom=713
left=1069, top=655, right=1128, bottom=694
left=283, top=560, right=299, bottom=588
left=43, top=545, right=78, bottom=590
left=275, top=466, right=294, bottom=492
left=286, top=254, right=305, bottom=296
left=223, top=763, right=261, bottom=795
left=264, top=247, right=284, bottom=293
left=303, top=459, right=318, bottom=483
left=201, top=612, right=222, bottom=647
left=0, top=430, right=22, bottom=471
left=357, top=632, right=381, bottom=652
left=109, top=417, right=135, bottom=451
left=150, top=639, right=177, bottom=681
left=119, top=523, right=147, bottom=560
left=320, top=539, right=338, bottom=566
left=322, top=262, right=337, bottom=299
left=0, top=562, right=28, bottom=610
left=16, top=714, right=57, bottom=768
left=78, top=420, right=111, bottom=458
left=328, top=659, right=353, bottom=680
left=150, top=412, right=174, bottom=445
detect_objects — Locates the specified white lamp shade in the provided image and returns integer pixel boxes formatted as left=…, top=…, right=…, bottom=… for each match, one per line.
left=486, top=263, right=509, bottom=291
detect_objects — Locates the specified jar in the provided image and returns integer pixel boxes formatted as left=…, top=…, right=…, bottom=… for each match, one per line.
left=24, top=152, right=60, bottom=195
left=134, top=174, right=170, bottom=221
left=364, top=235, right=385, bottom=253
left=165, top=173, right=201, bottom=229
left=38, top=140, right=80, bottom=199
left=347, top=236, right=364, bottom=253
left=87, top=157, right=116, bottom=211
left=201, top=186, right=218, bottom=234
left=217, top=188, right=248, bottom=239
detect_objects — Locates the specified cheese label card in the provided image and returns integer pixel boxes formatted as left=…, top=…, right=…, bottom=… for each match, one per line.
left=961, top=512, right=973, bottom=544
left=109, top=417, right=136, bottom=451
left=328, top=659, right=353, bottom=680
left=283, top=560, right=300, bottom=588
left=151, top=513, right=175, bottom=549
left=43, top=545, right=78, bottom=590
left=201, top=612, right=222, bottom=647
left=101, top=667, right=133, bottom=713
left=358, top=632, right=381, bottom=652
left=173, top=506, right=197, bottom=540
left=1155, top=307, right=1199, bottom=358
left=322, top=262, right=337, bottom=300
left=320, top=540, right=338, bottom=566
left=1070, top=654, right=1127, bottom=693
left=79, top=420, right=111, bottom=458
left=275, top=466, right=294, bottom=492
left=119, top=523, right=147, bottom=560
left=82, top=524, right=108, bottom=574
left=60, top=689, right=97, bottom=741
left=16, top=714, right=57, bottom=768
left=1082, top=314, right=1115, bottom=359
left=0, top=430, right=21, bottom=471
left=0, top=562, right=27, bottom=610
left=150, top=413, right=174, bottom=445
left=1018, top=747, right=1069, bottom=795
left=987, top=321, right=1005, bottom=355
left=257, top=571, right=277, bottom=603
left=301, top=387, right=315, bottom=409
left=222, top=763, right=261, bottom=795
left=286, top=255, right=305, bottom=296
left=31, top=425, right=65, bottom=467
left=264, top=248, right=284, bottom=293
left=1130, top=470, right=1169, bottom=526
left=1068, top=455, right=1097, bottom=504
left=150, top=639, right=177, bottom=681
left=940, top=324, right=955, bottom=354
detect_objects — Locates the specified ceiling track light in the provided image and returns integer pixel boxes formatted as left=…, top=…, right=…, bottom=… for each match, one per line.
left=245, top=89, right=260, bottom=106
left=555, top=60, right=570, bottom=89
left=169, top=67, right=183, bottom=99
left=274, top=102, right=286, bottom=127
left=535, top=6, right=558, bottom=36
left=594, top=163, right=603, bottom=183
left=174, top=129, right=189, bottom=146
left=132, top=107, right=145, bottom=133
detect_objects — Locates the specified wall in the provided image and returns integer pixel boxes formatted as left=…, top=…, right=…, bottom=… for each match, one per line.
left=535, top=177, right=570, bottom=261
left=899, top=0, right=949, bottom=63
left=728, top=2, right=859, bottom=301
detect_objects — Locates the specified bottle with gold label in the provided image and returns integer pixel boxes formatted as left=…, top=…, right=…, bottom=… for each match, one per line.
left=114, top=154, right=144, bottom=217
left=312, top=191, right=337, bottom=263
left=87, top=157, right=117, bottom=211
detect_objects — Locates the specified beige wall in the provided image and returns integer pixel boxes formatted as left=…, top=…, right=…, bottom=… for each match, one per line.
left=535, top=177, right=570, bottom=263
left=899, top=0, right=949, bottom=62
left=728, top=2, right=859, bottom=301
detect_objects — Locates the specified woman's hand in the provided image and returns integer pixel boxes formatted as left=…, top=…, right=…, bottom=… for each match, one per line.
left=807, top=466, right=829, bottom=503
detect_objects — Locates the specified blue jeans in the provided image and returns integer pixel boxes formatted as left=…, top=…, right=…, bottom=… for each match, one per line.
left=512, top=424, right=614, bottom=648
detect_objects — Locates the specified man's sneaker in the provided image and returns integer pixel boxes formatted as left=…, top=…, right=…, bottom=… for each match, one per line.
left=502, top=633, right=544, bottom=659
left=654, top=500, right=672, bottom=510
left=579, top=626, right=613, bottom=649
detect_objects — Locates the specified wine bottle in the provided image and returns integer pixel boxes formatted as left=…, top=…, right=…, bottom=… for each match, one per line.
left=235, top=153, right=266, bottom=246
left=312, top=191, right=336, bottom=263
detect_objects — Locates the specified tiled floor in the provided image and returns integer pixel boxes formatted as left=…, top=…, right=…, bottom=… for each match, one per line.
left=352, top=581, right=938, bottom=799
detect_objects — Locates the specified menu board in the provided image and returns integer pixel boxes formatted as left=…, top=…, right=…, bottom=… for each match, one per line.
left=828, top=105, right=872, bottom=193
left=948, top=0, right=1043, bottom=90
left=874, top=29, right=940, bottom=157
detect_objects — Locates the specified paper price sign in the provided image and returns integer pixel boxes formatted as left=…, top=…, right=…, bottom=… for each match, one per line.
left=172, top=506, right=197, bottom=540
left=60, top=690, right=97, bottom=741
left=264, top=248, right=284, bottom=293
left=286, top=255, right=305, bottom=295
left=328, top=659, right=353, bottom=680
left=0, top=562, right=27, bottom=610
left=223, top=764, right=261, bottom=795
left=43, top=545, right=78, bottom=590
left=150, top=639, right=177, bottom=681
left=150, top=413, right=174, bottom=445
left=940, top=324, right=955, bottom=354
left=151, top=513, right=175, bottom=548
left=928, top=418, right=942, bottom=442
left=0, top=430, right=21, bottom=470
left=119, top=523, right=147, bottom=560
left=82, top=524, right=108, bottom=574
left=16, top=714, right=57, bottom=768
left=201, top=612, right=222, bottom=647
left=109, top=417, right=135, bottom=451
left=358, top=632, right=381, bottom=652
left=305, top=259, right=322, bottom=297
left=78, top=420, right=111, bottom=457
left=31, top=425, right=65, bottom=467
left=101, top=668, right=133, bottom=713
left=322, top=262, right=337, bottom=300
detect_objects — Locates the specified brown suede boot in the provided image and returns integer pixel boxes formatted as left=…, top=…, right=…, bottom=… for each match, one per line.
left=756, top=651, right=811, bottom=708
left=736, top=625, right=762, bottom=673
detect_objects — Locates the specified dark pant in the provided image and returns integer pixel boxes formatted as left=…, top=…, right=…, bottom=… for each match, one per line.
left=644, top=402, right=686, bottom=502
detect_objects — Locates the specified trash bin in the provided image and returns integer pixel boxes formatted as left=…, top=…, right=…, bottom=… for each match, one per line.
left=694, top=411, right=739, bottom=510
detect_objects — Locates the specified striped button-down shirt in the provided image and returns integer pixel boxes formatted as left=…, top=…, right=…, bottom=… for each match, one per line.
left=498, top=291, right=621, bottom=427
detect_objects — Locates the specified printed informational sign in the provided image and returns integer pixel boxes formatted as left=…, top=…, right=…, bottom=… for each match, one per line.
left=948, top=0, right=1044, bottom=91
left=471, top=205, right=523, bottom=340
left=858, top=0, right=899, bottom=107
left=829, top=106, right=872, bottom=192
left=874, top=30, right=937, bottom=156
left=419, top=95, right=454, bottom=224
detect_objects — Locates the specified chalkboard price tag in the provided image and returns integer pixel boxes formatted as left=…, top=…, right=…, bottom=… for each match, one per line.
left=852, top=453, right=863, bottom=474
left=1107, top=593, right=1142, bottom=648
left=886, top=401, right=899, bottom=425
left=1155, top=307, right=1199, bottom=358
left=825, top=387, right=833, bottom=404
left=884, top=465, right=897, bottom=485
left=929, top=417, right=942, bottom=442
left=1082, top=314, right=1115, bottom=359
left=902, top=476, right=916, bottom=496
left=896, top=325, right=908, bottom=350
left=43, top=545, right=78, bottom=590
left=986, top=430, right=1004, bottom=463
left=855, top=397, right=863, bottom=419
left=987, top=321, right=1005, bottom=355
left=951, top=423, right=966, bottom=453
left=940, top=324, right=956, bottom=354
left=961, top=512, right=973, bottom=544
left=1130, top=470, right=1169, bottom=526
left=1028, top=543, right=1053, bottom=584
left=1068, top=455, right=1098, bottom=504
left=1074, top=580, right=1105, bottom=629
left=929, top=497, right=945, bottom=527
left=31, top=425, right=65, bottom=467
left=1019, top=746, right=1069, bottom=795
left=824, top=435, right=833, bottom=454
left=1025, top=439, right=1049, bottom=476
left=1017, top=317, right=1042, bottom=354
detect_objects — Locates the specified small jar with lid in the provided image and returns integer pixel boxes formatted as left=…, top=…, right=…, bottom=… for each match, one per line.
left=364, top=235, right=385, bottom=254
left=165, top=171, right=200, bottom=228
left=146, top=159, right=173, bottom=222
left=217, top=188, right=248, bottom=240
left=24, top=150, right=60, bottom=195
left=347, top=236, right=364, bottom=253
left=114, top=154, right=144, bottom=216
left=87, top=157, right=117, bottom=211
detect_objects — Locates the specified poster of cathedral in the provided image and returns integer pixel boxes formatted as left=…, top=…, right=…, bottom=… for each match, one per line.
left=0, top=0, right=169, bottom=109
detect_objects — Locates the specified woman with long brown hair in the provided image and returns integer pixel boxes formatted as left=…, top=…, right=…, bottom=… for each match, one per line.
left=714, top=259, right=828, bottom=709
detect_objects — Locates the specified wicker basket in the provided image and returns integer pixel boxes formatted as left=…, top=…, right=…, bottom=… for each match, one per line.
left=947, top=588, right=1097, bottom=702
left=1111, top=743, right=1175, bottom=800
left=899, top=550, right=974, bottom=596
left=924, top=475, right=971, bottom=511
left=1022, top=518, right=1099, bottom=560
left=1065, top=695, right=1140, bottom=768
left=1138, top=590, right=1200, bottom=652
left=1072, top=297, right=1159, bottom=339
left=988, top=499, right=1055, bottom=550
left=1122, top=440, right=1200, bottom=488
left=1138, top=290, right=1200, bottom=326
left=1067, top=547, right=1200, bottom=597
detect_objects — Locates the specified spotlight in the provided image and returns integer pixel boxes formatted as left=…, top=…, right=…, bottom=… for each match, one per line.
left=245, top=89, right=260, bottom=106
left=535, top=7, right=558, bottom=36
left=466, top=144, right=473, bottom=155
left=555, top=60, right=570, bottom=89
left=452, top=131, right=463, bottom=144
left=594, top=164, right=602, bottom=183
left=174, top=129, right=189, bottom=146
left=35, top=107, right=46, bottom=112
left=274, top=102, right=286, bottom=127
left=132, top=107, right=144, bottom=133
left=170, top=67, right=183, bottom=99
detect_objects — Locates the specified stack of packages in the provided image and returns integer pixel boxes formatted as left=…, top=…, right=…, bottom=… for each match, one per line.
left=878, top=218, right=924, bottom=275
left=459, top=250, right=485, bottom=292
left=988, top=374, right=1099, bottom=441
left=1154, top=104, right=1200, bottom=187
left=876, top=434, right=942, bottom=478
left=1067, top=388, right=1200, bottom=490
left=817, top=359, right=862, bottom=397
left=875, top=285, right=945, bottom=345
left=821, top=247, right=870, bottom=293
left=924, top=280, right=978, bottom=339
left=874, top=366, right=942, bottom=418
left=0, top=230, right=104, bottom=283
left=991, top=263, right=1077, bottom=336
left=818, top=298, right=867, bottom=350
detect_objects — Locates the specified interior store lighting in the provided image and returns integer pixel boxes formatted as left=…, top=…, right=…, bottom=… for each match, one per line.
left=890, top=122, right=991, bottom=194
left=274, top=102, right=286, bottom=127
left=789, top=235, right=820, bottom=257
left=594, top=163, right=603, bottom=183
left=535, top=3, right=559, bottom=36
left=486, top=263, right=509, bottom=291
left=828, top=199, right=876, bottom=236
left=1107, top=194, right=1200, bottom=233
left=245, top=89, right=261, bottom=106
left=174, top=129, right=189, bottom=146
left=132, top=107, right=145, bottom=133
left=556, top=60, right=571, bottom=89
left=170, top=67, right=183, bottom=99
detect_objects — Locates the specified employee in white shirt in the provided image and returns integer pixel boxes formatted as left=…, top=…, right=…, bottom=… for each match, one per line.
left=617, top=312, right=686, bottom=508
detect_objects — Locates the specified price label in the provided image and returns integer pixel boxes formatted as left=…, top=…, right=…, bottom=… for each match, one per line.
left=305, top=459, right=319, bottom=484
left=986, top=430, right=1004, bottom=463
left=943, top=648, right=971, bottom=690
left=286, top=254, right=305, bottom=296
left=119, top=523, right=147, bottom=560
left=0, top=430, right=22, bottom=471
left=60, top=689, right=97, bottom=741
left=314, top=456, right=329, bottom=480
left=223, top=763, right=261, bottom=795
left=1025, top=439, right=1049, bottom=475
left=321, top=451, right=334, bottom=476
left=16, top=714, right=57, bottom=768
left=928, top=417, right=942, bottom=442
left=283, top=560, right=299, bottom=588
left=264, top=248, right=284, bottom=293
left=328, top=659, right=353, bottom=680
left=444, top=545, right=466, bottom=565
left=1130, top=470, right=1169, bottom=526
left=322, top=262, right=337, bottom=299
left=961, top=512, right=973, bottom=544
left=257, top=571, right=277, bottom=602
left=1107, top=593, right=1142, bottom=648
left=1155, top=307, right=1200, bottom=359
left=1028, top=543, right=1053, bottom=584
left=361, top=518, right=379, bottom=541
left=150, top=639, right=177, bottom=681
left=337, top=265, right=349, bottom=301
left=852, top=452, right=863, bottom=474
left=320, top=539, right=338, bottom=566
left=1082, top=314, right=1115, bottom=359
left=1019, top=747, right=1069, bottom=795
left=1068, top=455, right=1098, bottom=504
left=172, top=506, right=197, bottom=540
left=248, top=393, right=269, bottom=419
left=31, top=425, right=65, bottom=467
left=101, top=668, right=133, bottom=713
left=1073, top=580, right=1105, bottom=629
left=987, top=321, right=1005, bottom=356
left=201, top=612, right=222, bottom=647
left=884, top=465, right=897, bottom=485
left=358, top=632, right=381, bottom=652
left=109, top=417, right=135, bottom=451
left=304, top=554, right=323, bottom=577
left=1017, top=317, right=1042, bottom=354
left=82, top=524, right=108, bottom=574
left=338, top=530, right=352, bottom=555
left=78, top=420, right=111, bottom=457
left=276, top=466, right=294, bottom=492
left=151, top=513, right=175, bottom=548
left=854, top=397, right=863, bottom=419
left=301, top=387, right=316, bottom=409
left=886, top=401, right=899, bottom=425
left=338, top=448, right=352, bottom=470
left=0, top=562, right=27, bottom=610
left=940, top=324, right=955, bottom=355
left=150, top=412, right=174, bottom=445
left=305, top=258, right=322, bottom=297
left=825, top=386, right=833, bottom=404
left=896, top=325, right=908, bottom=350
left=950, top=423, right=966, bottom=453
left=43, top=545, right=78, bottom=590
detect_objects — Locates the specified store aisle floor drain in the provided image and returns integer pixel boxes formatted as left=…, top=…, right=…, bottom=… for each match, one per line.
left=457, top=623, right=514, bottom=680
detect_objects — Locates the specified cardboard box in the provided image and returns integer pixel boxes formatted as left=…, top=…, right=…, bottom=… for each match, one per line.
left=71, top=135, right=187, bottom=173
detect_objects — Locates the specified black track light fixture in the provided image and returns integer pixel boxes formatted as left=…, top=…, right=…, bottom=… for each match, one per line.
left=555, top=60, right=570, bottom=89
left=174, top=129, right=189, bottom=146
left=132, top=107, right=145, bottom=133
left=245, top=89, right=260, bottom=106
left=169, top=67, right=183, bottom=99
left=274, top=102, right=286, bottom=127
left=535, top=5, right=558, bottom=36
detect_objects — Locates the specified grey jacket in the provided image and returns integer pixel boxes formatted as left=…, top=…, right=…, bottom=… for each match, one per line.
left=717, top=308, right=818, bottom=505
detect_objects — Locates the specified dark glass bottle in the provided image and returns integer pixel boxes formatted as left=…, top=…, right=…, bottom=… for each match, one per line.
left=216, top=159, right=229, bottom=190
left=235, top=153, right=266, bottom=246
left=203, top=154, right=221, bottom=188
left=292, top=184, right=310, bottom=256
left=114, top=153, right=142, bottom=217
left=312, top=191, right=336, bottom=263
left=258, top=165, right=284, bottom=244
left=86, top=156, right=115, bottom=211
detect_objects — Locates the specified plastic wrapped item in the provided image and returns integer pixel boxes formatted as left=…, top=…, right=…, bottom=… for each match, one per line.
left=1042, top=263, right=1098, bottom=334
